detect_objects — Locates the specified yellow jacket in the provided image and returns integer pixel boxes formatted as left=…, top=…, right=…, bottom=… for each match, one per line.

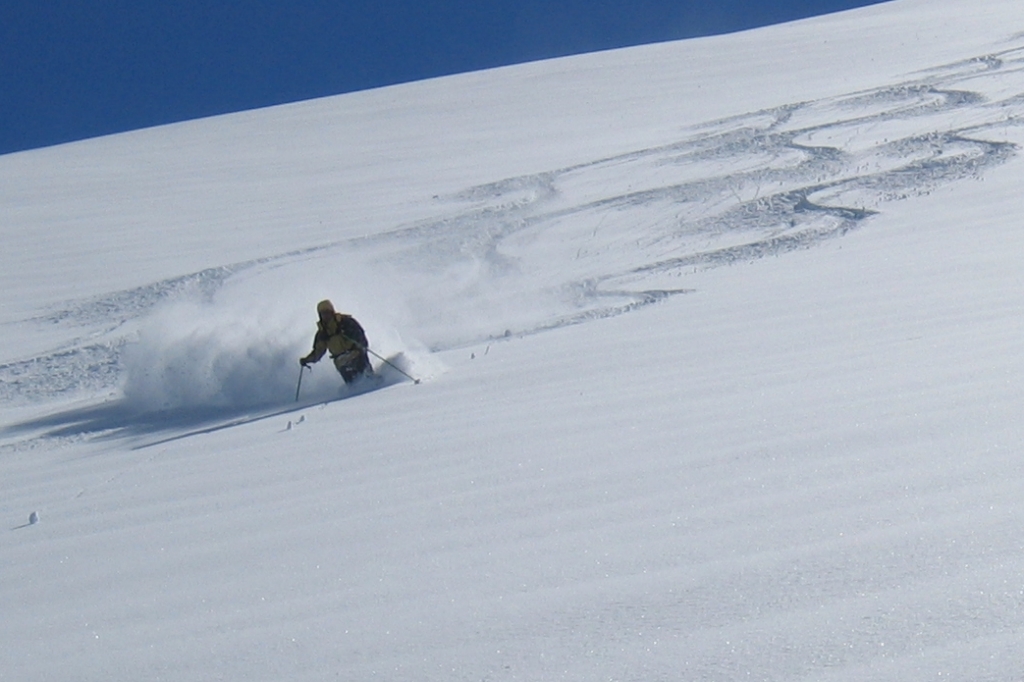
left=305, top=312, right=366, bottom=363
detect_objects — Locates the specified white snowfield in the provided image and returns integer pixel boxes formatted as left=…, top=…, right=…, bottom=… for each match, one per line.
left=4, top=0, right=1024, bottom=679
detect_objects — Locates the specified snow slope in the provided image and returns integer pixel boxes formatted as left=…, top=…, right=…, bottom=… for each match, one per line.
left=4, top=0, right=1024, bottom=679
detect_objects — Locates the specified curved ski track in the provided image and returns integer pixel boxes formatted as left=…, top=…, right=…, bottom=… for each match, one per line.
left=3, top=46, right=1024, bottom=409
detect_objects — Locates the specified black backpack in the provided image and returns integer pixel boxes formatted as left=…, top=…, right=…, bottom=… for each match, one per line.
left=336, top=314, right=368, bottom=350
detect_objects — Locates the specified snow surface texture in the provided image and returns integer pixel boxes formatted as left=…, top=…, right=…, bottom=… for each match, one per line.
left=3, top=0, right=1024, bottom=679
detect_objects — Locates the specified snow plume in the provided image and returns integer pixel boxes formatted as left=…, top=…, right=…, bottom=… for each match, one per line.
left=121, top=297, right=318, bottom=412
left=366, top=324, right=447, bottom=383
left=120, top=262, right=441, bottom=413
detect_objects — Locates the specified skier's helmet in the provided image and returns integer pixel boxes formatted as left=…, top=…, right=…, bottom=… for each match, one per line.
left=317, top=299, right=336, bottom=317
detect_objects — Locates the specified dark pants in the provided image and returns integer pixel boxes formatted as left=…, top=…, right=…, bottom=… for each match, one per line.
left=333, top=351, right=372, bottom=384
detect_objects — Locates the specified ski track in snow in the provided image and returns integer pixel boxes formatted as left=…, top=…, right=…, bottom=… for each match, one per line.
left=3, top=46, right=1024, bottom=413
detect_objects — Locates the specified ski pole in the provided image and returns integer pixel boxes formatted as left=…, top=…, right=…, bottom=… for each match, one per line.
left=295, top=365, right=309, bottom=402
left=337, top=331, right=422, bottom=385
left=365, top=347, right=421, bottom=384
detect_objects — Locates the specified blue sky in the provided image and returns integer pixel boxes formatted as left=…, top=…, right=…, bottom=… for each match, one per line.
left=0, top=1, right=889, bottom=155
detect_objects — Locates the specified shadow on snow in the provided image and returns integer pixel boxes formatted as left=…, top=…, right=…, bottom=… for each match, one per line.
left=1, top=370, right=407, bottom=449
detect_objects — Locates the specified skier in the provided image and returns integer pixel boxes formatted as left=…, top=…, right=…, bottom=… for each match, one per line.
left=299, top=299, right=373, bottom=384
